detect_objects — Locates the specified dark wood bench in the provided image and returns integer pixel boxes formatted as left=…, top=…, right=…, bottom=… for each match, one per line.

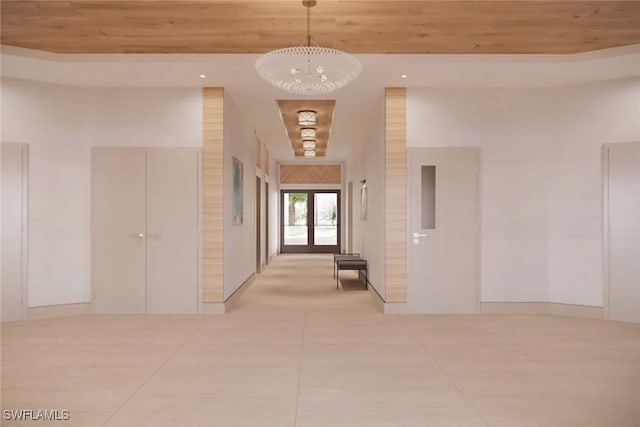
left=333, top=253, right=360, bottom=278
left=335, top=256, right=368, bottom=290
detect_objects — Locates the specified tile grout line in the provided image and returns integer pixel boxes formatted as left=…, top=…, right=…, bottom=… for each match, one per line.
left=2, top=317, right=96, bottom=376
left=100, top=318, right=210, bottom=427
left=400, top=317, right=492, bottom=427
left=293, top=311, right=307, bottom=427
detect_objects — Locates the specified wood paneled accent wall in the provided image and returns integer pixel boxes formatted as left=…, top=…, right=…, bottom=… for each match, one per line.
left=280, top=164, right=341, bottom=185
left=202, top=87, right=224, bottom=303
left=385, top=88, right=407, bottom=303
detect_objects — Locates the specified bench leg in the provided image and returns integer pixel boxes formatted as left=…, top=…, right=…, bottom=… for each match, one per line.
left=336, top=270, right=339, bottom=290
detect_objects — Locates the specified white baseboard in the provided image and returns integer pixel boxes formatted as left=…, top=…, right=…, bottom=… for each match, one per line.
left=381, top=302, right=603, bottom=319
left=27, top=302, right=91, bottom=320
left=202, top=303, right=226, bottom=315
left=480, top=302, right=549, bottom=315
left=201, top=273, right=256, bottom=315
left=481, top=302, right=603, bottom=319
left=225, top=274, right=255, bottom=312
left=547, top=302, right=603, bottom=319
left=384, top=302, right=409, bottom=314
left=365, top=281, right=385, bottom=313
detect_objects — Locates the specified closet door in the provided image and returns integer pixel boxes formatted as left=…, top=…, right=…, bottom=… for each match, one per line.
left=606, top=142, right=640, bottom=323
left=145, top=149, right=199, bottom=314
left=92, top=148, right=147, bottom=314
left=1, top=143, right=28, bottom=322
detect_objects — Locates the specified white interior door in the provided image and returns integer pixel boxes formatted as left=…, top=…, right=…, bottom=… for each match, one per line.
left=145, top=149, right=198, bottom=314
left=606, top=142, right=640, bottom=323
left=1, top=143, right=28, bottom=322
left=407, top=147, right=479, bottom=314
left=92, top=148, right=146, bottom=314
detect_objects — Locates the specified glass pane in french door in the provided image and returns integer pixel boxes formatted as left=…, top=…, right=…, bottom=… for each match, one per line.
left=314, top=192, right=338, bottom=245
left=283, top=192, right=308, bottom=245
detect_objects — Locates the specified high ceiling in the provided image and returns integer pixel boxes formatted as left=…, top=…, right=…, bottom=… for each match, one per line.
left=2, top=1, right=639, bottom=54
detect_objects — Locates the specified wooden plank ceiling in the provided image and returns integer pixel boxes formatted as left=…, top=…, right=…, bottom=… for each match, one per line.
left=277, top=99, right=335, bottom=157
left=1, top=1, right=639, bottom=54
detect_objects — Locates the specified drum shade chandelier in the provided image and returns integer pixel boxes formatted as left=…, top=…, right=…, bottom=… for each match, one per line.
left=255, top=0, right=362, bottom=96
left=301, top=128, right=316, bottom=140
left=298, top=110, right=316, bottom=126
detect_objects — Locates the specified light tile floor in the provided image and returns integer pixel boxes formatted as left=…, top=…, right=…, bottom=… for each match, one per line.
left=1, top=254, right=639, bottom=426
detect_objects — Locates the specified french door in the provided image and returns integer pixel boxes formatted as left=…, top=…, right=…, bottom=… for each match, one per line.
left=281, top=190, right=340, bottom=254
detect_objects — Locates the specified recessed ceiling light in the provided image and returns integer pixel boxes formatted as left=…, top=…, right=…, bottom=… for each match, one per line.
left=199, top=74, right=206, bottom=78
left=401, top=74, right=408, bottom=79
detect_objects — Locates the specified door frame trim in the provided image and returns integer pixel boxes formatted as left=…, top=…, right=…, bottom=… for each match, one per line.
left=1, top=142, right=29, bottom=321
left=601, top=141, right=640, bottom=322
left=256, top=175, right=262, bottom=273
left=602, top=144, right=610, bottom=320
left=19, top=144, right=29, bottom=321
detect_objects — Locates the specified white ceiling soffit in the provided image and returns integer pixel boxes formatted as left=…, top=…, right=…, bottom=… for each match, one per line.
left=2, top=44, right=639, bottom=89
left=1, top=44, right=639, bottom=162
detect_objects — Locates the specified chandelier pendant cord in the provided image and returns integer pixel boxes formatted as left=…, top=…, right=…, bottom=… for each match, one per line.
left=306, top=5, right=312, bottom=74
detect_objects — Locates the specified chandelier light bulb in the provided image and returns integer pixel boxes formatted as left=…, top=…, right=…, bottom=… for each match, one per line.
left=304, top=150, right=316, bottom=158
left=302, top=140, right=316, bottom=150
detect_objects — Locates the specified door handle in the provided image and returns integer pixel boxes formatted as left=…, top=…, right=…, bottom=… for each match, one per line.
left=413, top=232, right=428, bottom=238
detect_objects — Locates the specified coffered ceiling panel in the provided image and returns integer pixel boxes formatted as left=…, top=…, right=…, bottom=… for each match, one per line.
left=1, top=1, right=639, bottom=54
left=277, top=99, right=336, bottom=157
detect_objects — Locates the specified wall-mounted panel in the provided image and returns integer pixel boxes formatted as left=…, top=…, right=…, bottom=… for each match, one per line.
left=202, top=87, right=224, bottom=303
left=280, top=164, right=342, bottom=185
left=385, top=87, right=407, bottom=303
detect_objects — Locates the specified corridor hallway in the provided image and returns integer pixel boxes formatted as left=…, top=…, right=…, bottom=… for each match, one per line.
left=230, top=254, right=377, bottom=314
left=1, top=254, right=638, bottom=426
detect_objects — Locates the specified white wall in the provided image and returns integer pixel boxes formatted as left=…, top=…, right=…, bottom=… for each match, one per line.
left=223, top=92, right=256, bottom=299
left=348, top=93, right=387, bottom=298
left=266, top=155, right=279, bottom=260
left=407, top=77, right=640, bottom=307
left=1, top=78, right=202, bottom=307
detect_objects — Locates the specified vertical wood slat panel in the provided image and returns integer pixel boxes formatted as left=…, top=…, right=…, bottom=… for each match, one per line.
left=202, top=87, right=224, bottom=302
left=385, top=87, right=407, bottom=302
